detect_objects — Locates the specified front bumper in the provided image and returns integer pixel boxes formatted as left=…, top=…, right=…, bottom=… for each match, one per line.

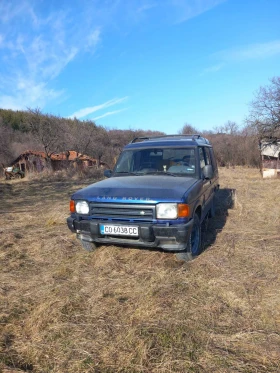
left=67, top=217, right=193, bottom=252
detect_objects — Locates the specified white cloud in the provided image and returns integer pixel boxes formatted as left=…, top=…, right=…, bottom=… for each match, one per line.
left=0, top=1, right=101, bottom=110
left=214, top=40, right=280, bottom=62
left=169, top=0, right=227, bottom=24
left=0, top=1, right=29, bottom=23
left=0, top=78, right=64, bottom=111
left=93, top=108, right=127, bottom=121
left=87, top=29, right=101, bottom=48
left=136, top=3, right=158, bottom=14
left=0, top=0, right=227, bottom=111
left=201, top=63, right=224, bottom=75
left=69, top=97, right=128, bottom=119
left=40, top=47, right=79, bottom=79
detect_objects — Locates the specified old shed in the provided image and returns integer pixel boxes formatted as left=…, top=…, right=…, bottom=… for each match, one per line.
left=11, top=150, right=108, bottom=174
left=261, top=141, right=280, bottom=178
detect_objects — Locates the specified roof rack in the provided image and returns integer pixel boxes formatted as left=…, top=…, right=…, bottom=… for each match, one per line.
left=130, top=134, right=205, bottom=143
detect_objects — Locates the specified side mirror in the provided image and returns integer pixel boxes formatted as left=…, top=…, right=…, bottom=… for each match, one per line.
left=203, top=165, right=213, bottom=179
left=104, top=169, right=112, bottom=178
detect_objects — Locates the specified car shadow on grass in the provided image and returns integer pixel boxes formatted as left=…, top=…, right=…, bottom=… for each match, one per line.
left=201, top=188, right=236, bottom=251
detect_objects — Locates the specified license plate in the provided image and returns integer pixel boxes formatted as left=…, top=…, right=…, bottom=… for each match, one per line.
left=100, top=224, right=139, bottom=236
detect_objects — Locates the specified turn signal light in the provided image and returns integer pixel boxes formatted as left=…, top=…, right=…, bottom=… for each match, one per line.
left=70, top=200, right=75, bottom=213
left=178, top=204, right=190, bottom=218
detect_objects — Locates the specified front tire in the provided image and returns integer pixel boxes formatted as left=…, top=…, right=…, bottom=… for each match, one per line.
left=176, top=213, right=202, bottom=261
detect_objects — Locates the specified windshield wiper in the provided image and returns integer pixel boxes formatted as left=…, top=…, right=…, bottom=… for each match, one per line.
left=114, top=171, right=178, bottom=177
left=114, top=172, right=142, bottom=176
left=143, top=171, right=177, bottom=177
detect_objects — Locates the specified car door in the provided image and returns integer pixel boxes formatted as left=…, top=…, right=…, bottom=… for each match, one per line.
left=199, top=147, right=214, bottom=219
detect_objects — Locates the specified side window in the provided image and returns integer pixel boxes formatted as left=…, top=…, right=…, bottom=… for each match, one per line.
left=204, top=147, right=212, bottom=165
left=199, top=147, right=214, bottom=177
left=209, top=148, right=217, bottom=171
left=199, top=148, right=205, bottom=170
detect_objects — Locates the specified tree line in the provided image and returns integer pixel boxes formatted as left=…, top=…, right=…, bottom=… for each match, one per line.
left=0, top=108, right=164, bottom=169
left=1, top=76, right=279, bottom=171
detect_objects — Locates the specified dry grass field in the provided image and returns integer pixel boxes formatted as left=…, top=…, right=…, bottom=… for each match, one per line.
left=0, top=168, right=280, bottom=373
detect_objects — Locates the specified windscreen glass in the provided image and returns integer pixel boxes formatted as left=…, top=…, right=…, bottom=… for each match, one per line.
left=114, top=147, right=197, bottom=177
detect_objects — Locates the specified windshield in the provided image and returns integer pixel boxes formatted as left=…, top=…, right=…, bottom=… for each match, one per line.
left=114, top=147, right=197, bottom=177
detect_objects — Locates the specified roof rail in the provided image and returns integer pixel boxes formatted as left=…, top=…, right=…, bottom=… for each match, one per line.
left=130, top=134, right=205, bottom=143
left=130, top=136, right=152, bottom=143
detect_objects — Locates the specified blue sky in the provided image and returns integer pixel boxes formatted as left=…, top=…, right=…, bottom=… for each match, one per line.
left=0, top=0, right=280, bottom=134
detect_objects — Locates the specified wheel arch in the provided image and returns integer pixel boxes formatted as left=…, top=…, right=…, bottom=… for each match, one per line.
left=190, top=200, right=202, bottom=220
left=194, top=205, right=202, bottom=219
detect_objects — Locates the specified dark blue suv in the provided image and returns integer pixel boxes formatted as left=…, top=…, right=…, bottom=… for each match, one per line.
left=67, top=135, right=219, bottom=260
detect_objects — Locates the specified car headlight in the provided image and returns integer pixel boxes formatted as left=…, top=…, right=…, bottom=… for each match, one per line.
left=75, top=201, right=89, bottom=214
left=156, top=203, right=178, bottom=219
left=156, top=203, right=190, bottom=219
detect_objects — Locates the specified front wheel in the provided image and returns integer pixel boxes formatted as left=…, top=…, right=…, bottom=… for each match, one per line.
left=176, top=213, right=202, bottom=261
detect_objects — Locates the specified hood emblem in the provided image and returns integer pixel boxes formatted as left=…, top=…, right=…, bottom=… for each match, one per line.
left=140, top=211, right=145, bottom=215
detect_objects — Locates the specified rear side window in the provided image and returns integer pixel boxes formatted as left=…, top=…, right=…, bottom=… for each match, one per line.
left=209, top=148, right=217, bottom=171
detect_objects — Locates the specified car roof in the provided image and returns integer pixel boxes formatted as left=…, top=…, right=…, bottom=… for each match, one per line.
left=124, top=134, right=212, bottom=150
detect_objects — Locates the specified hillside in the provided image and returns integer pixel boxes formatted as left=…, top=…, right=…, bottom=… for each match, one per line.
left=0, top=167, right=279, bottom=373
left=0, top=108, right=260, bottom=170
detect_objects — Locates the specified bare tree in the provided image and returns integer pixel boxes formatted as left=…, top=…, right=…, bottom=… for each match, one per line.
left=88, top=126, right=111, bottom=167
left=247, top=76, right=280, bottom=142
left=214, top=121, right=239, bottom=135
left=67, top=119, right=97, bottom=158
left=25, top=108, right=67, bottom=167
left=202, top=121, right=259, bottom=167
left=0, top=119, right=14, bottom=165
left=178, top=123, right=199, bottom=135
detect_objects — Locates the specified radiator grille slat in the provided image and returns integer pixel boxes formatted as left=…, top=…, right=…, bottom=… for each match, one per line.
left=89, top=203, right=155, bottom=222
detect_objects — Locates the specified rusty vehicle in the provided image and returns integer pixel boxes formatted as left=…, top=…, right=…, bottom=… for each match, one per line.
left=3, top=165, right=25, bottom=180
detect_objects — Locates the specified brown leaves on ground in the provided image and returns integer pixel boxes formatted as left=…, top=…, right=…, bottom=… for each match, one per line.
left=0, top=168, right=280, bottom=373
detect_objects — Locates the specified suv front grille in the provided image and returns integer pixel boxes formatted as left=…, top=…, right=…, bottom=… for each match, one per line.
left=89, top=203, right=155, bottom=222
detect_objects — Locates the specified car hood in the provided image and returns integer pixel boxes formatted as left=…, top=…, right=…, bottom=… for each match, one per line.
left=72, top=175, right=198, bottom=203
